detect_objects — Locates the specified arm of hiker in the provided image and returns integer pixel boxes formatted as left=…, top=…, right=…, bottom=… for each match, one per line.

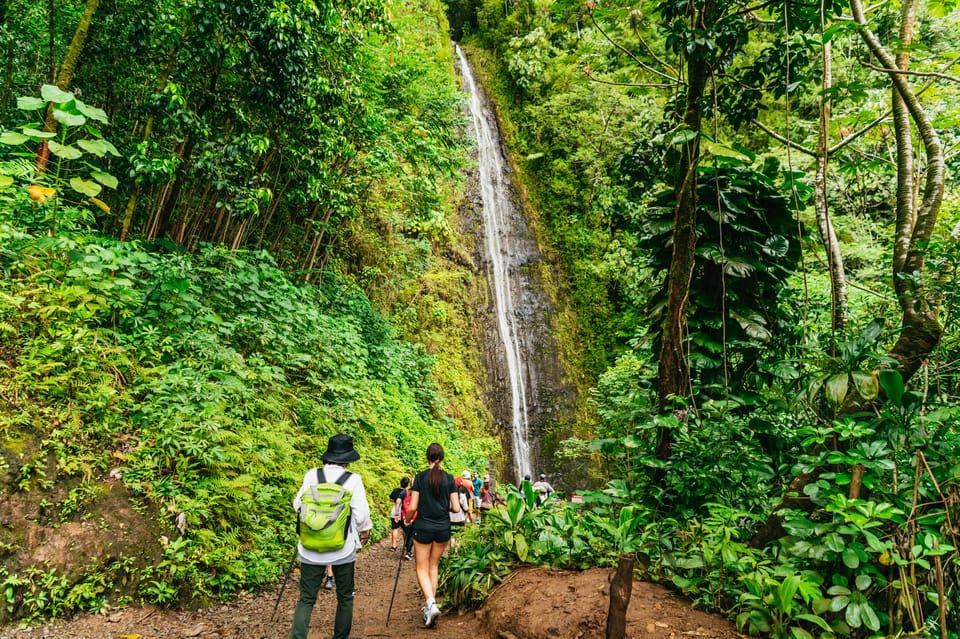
left=403, top=491, right=419, bottom=525
left=292, top=469, right=313, bottom=511
left=393, top=496, right=403, bottom=521
left=349, top=474, right=373, bottom=542
left=449, top=490, right=461, bottom=513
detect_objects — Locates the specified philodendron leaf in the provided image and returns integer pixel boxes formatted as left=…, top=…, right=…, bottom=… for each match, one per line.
left=91, top=170, right=118, bottom=189
left=70, top=177, right=102, bottom=197
left=47, top=141, right=82, bottom=160
left=21, top=128, right=56, bottom=139
left=17, top=96, right=45, bottom=110
left=0, top=131, right=30, bottom=145
left=76, top=102, right=109, bottom=123
left=53, top=108, right=85, bottom=127
left=40, top=84, right=72, bottom=104
left=79, top=138, right=121, bottom=157
left=78, top=139, right=110, bottom=157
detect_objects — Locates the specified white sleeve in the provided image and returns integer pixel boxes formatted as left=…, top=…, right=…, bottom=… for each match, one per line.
left=348, top=474, right=373, bottom=533
left=292, top=469, right=316, bottom=512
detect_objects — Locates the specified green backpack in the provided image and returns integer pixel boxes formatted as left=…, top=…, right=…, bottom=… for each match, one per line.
left=297, top=469, right=353, bottom=553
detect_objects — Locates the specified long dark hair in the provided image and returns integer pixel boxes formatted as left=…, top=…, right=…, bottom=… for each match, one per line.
left=426, top=442, right=445, bottom=498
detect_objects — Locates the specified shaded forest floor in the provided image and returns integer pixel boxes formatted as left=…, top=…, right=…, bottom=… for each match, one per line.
left=1, top=539, right=744, bottom=639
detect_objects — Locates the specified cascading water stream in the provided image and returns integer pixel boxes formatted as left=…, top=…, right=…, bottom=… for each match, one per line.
left=456, top=45, right=532, bottom=480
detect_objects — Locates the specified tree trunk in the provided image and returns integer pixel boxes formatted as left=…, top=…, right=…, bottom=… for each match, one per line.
left=605, top=554, right=635, bottom=639
left=655, top=1, right=713, bottom=461
left=152, top=136, right=197, bottom=240
left=751, top=0, right=946, bottom=549
left=850, top=0, right=945, bottom=380
left=120, top=26, right=186, bottom=240
left=36, top=0, right=100, bottom=172
left=814, top=35, right=848, bottom=338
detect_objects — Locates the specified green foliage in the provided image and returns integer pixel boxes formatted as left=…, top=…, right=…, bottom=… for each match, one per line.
left=0, top=205, right=489, bottom=619
left=0, top=85, right=119, bottom=234
left=639, top=162, right=805, bottom=392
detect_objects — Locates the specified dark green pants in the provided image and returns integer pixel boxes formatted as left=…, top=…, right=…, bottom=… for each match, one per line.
left=290, top=561, right=355, bottom=639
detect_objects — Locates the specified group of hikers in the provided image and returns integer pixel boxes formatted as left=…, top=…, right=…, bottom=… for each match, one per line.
left=289, top=433, right=553, bottom=639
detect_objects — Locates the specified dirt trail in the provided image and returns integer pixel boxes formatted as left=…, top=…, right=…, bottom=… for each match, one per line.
left=0, top=539, right=744, bottom=639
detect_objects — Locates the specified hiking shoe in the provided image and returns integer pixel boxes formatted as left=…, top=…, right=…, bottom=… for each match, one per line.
left=403, top=552, right=413, bottom=561
left=424, top=601, right=440, bottom=627
left=323, top=576, right=334, bottom=590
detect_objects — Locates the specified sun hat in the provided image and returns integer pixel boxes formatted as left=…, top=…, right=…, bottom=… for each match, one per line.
left=321, top=433, right=361, bottom=464
left=540, top=473, right=546, bottom=479
left=461, top=470, right=471, bottom=480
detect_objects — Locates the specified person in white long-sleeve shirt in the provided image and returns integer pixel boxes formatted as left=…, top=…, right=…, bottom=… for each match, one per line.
left=290, top=433, right=372, bottom=639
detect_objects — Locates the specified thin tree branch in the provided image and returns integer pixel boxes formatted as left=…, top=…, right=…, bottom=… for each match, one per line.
left=582, top=68, right=677, bottom=89
left=751, top=118, right=816, bottom=156
left=590, top=12, right=678, bottom=83
left=858, top=58, right=960, bottom=83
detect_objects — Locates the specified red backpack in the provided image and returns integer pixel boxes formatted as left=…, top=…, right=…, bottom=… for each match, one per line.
left=402, top=490, right=417, bottom=524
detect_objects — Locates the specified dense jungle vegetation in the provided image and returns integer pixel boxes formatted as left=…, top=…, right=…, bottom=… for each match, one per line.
left=2, top=0, right=959, bottom=638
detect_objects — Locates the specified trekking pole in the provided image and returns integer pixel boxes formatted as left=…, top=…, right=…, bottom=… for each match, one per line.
left=271, top=546, right=299, bottom=621
left=386, top=528, right=409, bottom=623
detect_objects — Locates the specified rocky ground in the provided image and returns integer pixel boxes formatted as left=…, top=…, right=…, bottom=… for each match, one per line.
left=0, top=539, right=745, bottom=639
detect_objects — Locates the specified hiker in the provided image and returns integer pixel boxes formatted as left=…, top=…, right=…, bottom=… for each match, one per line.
left=460, top=470, right=475, bottom=523
left=472, top=471, right=483, bottom=511
left=479, top=480, right=494, bottom=516
left=449, top=477, right=469, bottom=543
left=389, top=477, right=410, bottom=552
left=291, top=433, right=372, bottom=639
left=403, top=442, right=460, bottom=628
left=532, top=473, right=555, bottom=505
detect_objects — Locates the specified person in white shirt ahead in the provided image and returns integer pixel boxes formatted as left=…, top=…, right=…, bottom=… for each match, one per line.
left=290, top=433, right=372, bottom=639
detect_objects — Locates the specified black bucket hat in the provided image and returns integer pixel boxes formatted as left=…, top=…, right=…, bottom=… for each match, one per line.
left=321, top=433, right=361, bottom=464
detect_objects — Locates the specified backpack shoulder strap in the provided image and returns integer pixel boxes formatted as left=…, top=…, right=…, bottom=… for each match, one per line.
left=335, top=471, right=351, bottom=486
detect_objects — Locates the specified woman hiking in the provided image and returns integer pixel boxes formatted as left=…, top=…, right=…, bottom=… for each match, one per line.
left=403, top=442, right=460, bottom=627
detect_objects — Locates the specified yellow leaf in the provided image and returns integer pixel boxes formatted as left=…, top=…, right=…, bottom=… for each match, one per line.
left=27, top=184, right=56, bottom=203
left=120, top=635, right=141, bottom=639
left=89, top=197, right=110, bottom=213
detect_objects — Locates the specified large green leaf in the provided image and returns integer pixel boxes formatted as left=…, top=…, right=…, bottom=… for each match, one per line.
left=0, top=175, right=13, bottom=188
left=763, top=234, right=790, bottom=258
left=17, top=96, right=45, bottom=110
left=0, top=131, right=30, bottom=145
left=851, top=371, right=878, bottom=400
left=76, top=102, right=109, bottom=123
left=70, top=177, right=103, bottom=197
left=22, top=128, right=56, bottom=139
left=40, top=84, right=72, bottom=104
left=825, top=374, right=849, bottom=407
left=53, top=108, right=85, bottom=127
left=91, top=170, right=119, bottom=189
left=878, top=370, right=904, bottom=406
left=48, top=141, right=82, bottom=160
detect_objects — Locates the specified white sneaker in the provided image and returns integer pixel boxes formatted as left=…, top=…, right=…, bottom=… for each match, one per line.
left=424, top=601, right=440, bottom=627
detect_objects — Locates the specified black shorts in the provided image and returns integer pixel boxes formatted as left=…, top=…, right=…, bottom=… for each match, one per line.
left=391, top=518, right=404, bottom=530
left=411, top=526, right=451, bottom=545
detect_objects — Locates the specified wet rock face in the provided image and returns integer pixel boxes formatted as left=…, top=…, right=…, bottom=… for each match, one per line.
left=456, top=49, right=575, bottom=486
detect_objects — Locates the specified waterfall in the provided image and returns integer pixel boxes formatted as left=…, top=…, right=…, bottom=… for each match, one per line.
left=456, top=45, right=532, bottom=480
